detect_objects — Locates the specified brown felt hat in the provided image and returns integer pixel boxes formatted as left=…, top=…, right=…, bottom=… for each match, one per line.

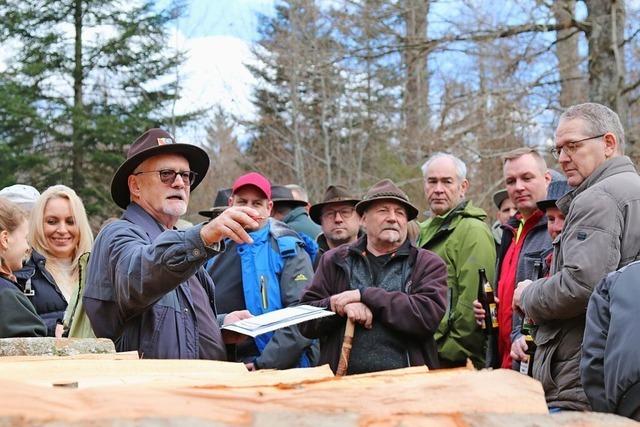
left=309, top=185, right=361, bottom=224
left=355, top=179, right=419, bottom=221
left=199, top=187, right=232, bottom=219
left=111, top=128, right=209, bottom=209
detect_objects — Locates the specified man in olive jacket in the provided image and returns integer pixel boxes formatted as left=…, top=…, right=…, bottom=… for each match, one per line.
left=417, top=153, right=496, bottom=368
left=514, top=103, right=640, bottom=411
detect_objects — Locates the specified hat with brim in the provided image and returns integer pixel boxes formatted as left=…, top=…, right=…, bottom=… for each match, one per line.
left=355, top=179, right=419, bottom=221
left=536, top=179, right=572, bottom=212
left=111, top=128, right=209, bottom=210
left=199, top=187, right=232, bottom=219
left=492, top=189, right=509, bottom=209
left=271, top=185, right=307, bottom=207
left=309, top=185, right=360, bottom=224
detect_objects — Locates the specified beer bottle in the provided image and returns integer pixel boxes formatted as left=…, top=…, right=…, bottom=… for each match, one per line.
left=478, top=268, right=499, bottom=368
left=519, top=334, right=537, bottom=377
left=521, top=261, right=542, bottom=336
left=477, top=268, right=498, bottom=332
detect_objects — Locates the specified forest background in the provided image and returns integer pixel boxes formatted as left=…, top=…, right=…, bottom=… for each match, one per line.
left=1, top=0, right=638, bottom=228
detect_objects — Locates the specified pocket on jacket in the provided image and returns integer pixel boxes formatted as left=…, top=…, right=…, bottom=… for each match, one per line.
left=140, top=304, right=169, bottom=356
left=521, top=250, right=546, bottom=281
left=552, top=351, right=582, bottom=392
left=533, top=326, right=561, bottom=395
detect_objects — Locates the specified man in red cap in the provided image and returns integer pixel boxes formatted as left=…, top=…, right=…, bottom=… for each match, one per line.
left=84, top=129, right=257, bottom=360
left=208, top=172, right=317, bottom=370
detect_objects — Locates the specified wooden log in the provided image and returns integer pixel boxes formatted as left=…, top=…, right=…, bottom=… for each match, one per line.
left=0, top=361, right=553, bottom=425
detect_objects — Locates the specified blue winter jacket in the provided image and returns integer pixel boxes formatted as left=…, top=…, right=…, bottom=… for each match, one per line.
left=210, top=219, right=318, bottom=369
left=83, top=203, right=226, bottom=359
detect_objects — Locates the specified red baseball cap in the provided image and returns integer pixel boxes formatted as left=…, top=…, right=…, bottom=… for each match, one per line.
left=232, top=172, right=271, bottom=199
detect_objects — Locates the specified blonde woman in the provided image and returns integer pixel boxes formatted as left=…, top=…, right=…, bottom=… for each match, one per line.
left=16, top=185, right=93, bottom=337
left=0, top=197, right=47, bottom=338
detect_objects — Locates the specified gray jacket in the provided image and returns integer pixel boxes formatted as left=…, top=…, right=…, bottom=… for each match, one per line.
left=581, top=261, right=640, bottom=420
left=84, top=203, right=225, bottom=360
left=521, top=156, right=640, bottom=410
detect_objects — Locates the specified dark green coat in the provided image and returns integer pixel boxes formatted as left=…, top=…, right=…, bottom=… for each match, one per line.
left=417, top=200, right=496, bottom=368
left=283, top=207, right=322, bottom=239
left=0, top=275, right=47, bottom=338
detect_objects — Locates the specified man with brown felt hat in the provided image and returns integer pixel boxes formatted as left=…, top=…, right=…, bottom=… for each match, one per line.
left=310, top=185, right=362, bottom=267
left=84, top=128, right=257, bottom=360
left=300, top=179, right=448, bottom=374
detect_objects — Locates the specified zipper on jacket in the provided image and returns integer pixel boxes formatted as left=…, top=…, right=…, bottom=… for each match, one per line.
left=260, top=275, right=268, bottom=309
left=404, top=280, right=413, bottom=294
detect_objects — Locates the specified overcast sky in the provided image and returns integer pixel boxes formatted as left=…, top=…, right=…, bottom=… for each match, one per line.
left=170, top=0, right=275, bottom=145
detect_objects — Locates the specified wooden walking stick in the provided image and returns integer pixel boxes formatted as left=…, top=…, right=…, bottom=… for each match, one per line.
left=336, top=318, right=355, bottom=376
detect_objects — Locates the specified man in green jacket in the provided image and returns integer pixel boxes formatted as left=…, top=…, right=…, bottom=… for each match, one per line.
left=417, top=153, right=496, bottom=368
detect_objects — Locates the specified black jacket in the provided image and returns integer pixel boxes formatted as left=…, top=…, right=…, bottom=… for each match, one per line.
left=14, top=250, right=67, bottom=336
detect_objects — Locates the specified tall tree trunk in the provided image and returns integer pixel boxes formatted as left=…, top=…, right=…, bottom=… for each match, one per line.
left=585, top=0, right=628, bottom=130
left=402, top=0, right=430, bottom=164
left=72, top=0, right=84, bottom=191
left=288, top=1, right=307, bottom=189
left=553, top=0, right=586, bottom=108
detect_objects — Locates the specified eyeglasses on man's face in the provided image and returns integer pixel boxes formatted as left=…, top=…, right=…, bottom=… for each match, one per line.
left=133, top=169, right=197, bottom=186
left=549, top=133, right=606, bottom=160
left=321, top=207, right=356, bottom=220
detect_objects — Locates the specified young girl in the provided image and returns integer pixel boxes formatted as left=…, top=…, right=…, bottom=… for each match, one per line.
left=0, top=197, right=46, bottom=338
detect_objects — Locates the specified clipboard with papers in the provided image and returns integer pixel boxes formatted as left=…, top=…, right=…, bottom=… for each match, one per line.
left=221, top=305, right=335, bottom=338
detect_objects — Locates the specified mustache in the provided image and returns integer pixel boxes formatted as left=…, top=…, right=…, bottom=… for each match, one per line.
left=166, top=192, right=187, bottom=200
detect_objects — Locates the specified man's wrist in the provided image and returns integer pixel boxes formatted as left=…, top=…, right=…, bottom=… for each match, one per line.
left=197, top=224, right=225, bottom=256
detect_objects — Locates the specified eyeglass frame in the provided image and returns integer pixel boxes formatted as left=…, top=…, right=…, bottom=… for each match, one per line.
left=320, top=206, right=356, bottom=221
left=133, top=169, right=198, bottom=186
left=549, top=133, right=606, bottom=160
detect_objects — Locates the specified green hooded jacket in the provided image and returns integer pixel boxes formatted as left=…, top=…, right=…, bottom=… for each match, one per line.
left=417, top=200, right=496, bottom=368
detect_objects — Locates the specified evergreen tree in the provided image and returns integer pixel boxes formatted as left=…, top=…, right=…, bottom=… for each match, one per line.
left=0, top=0, right=200, bottom=220
left=245, top=0, right=349, bottom=199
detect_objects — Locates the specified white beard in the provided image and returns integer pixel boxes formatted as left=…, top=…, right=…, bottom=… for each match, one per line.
left=163, top=200, right=188, bottom=217
left=378, top=229, right=402, bottom=243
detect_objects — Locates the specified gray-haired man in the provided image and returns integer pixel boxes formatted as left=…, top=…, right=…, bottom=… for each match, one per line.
left=514, top=102, right=640, bottom=411
left=417, top=152, right=496, bottom=369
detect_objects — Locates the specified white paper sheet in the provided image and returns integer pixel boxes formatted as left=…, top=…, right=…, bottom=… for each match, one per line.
left=221, top=305, right=335, bottom=337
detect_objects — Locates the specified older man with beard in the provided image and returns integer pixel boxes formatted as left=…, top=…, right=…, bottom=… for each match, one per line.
left=299, top=179, right=448, bottom=374
left=84, top=129, right=255, bottom=360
